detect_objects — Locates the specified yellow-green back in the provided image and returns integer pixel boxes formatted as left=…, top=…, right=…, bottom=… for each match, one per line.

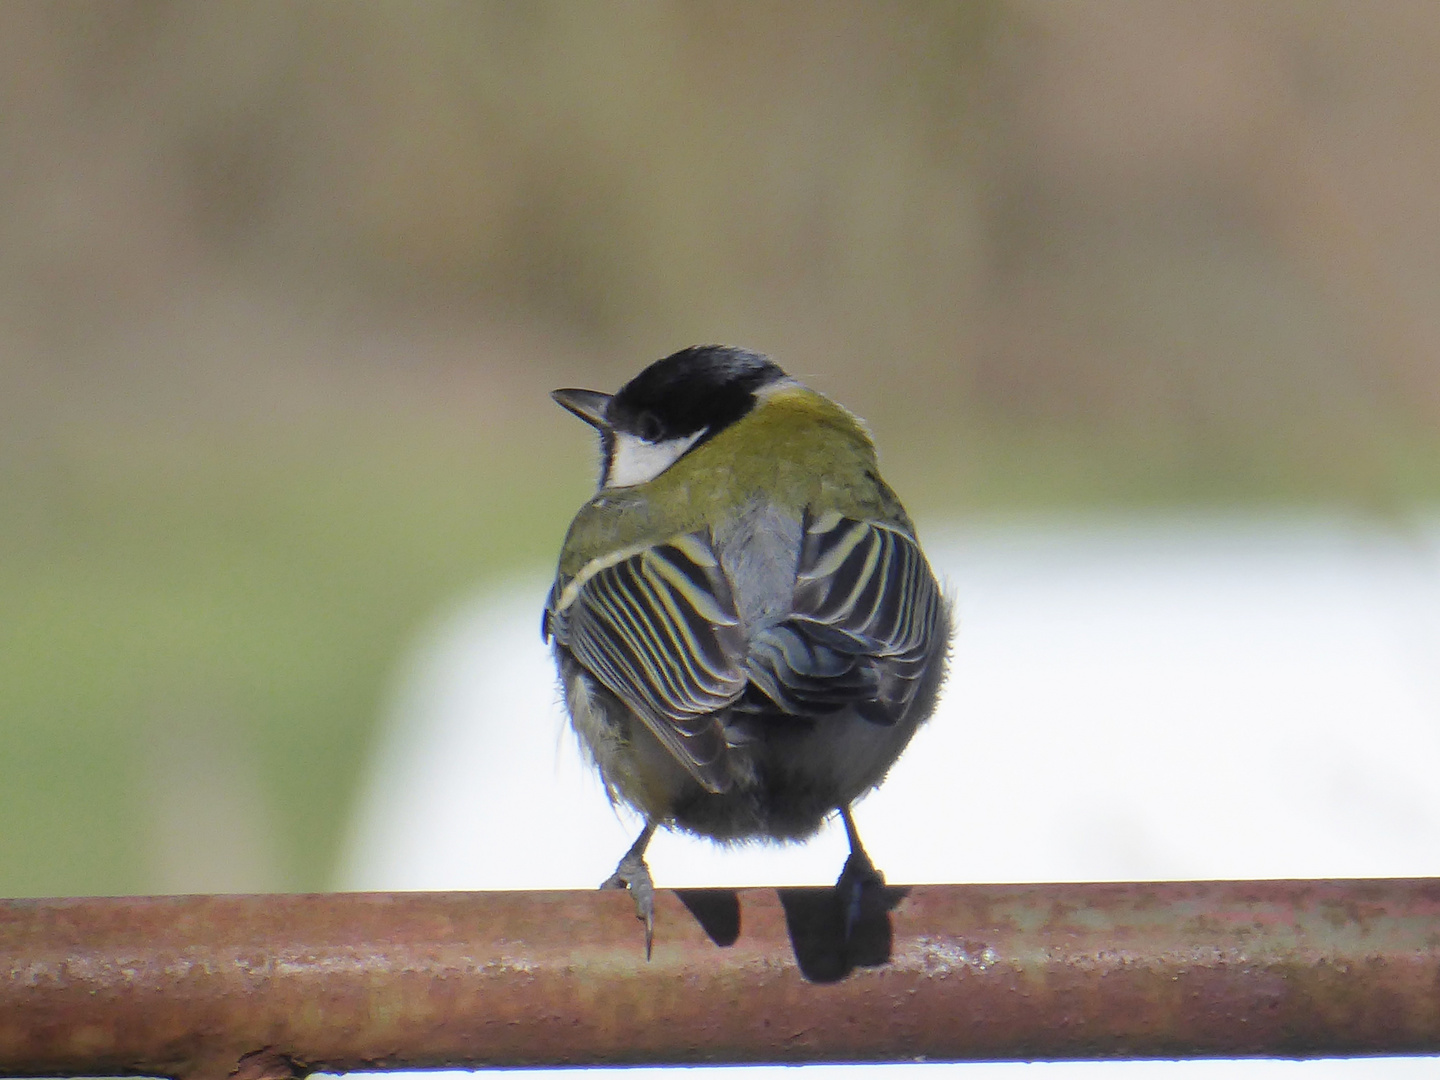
left=557, top=384, right=912, bottom=579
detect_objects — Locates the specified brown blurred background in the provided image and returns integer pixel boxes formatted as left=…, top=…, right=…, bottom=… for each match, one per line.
left=2, top=1, right=1437, bottom=897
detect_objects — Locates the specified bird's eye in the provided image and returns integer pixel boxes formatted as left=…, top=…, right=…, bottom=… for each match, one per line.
left=635, top=411, right=664, bottom=442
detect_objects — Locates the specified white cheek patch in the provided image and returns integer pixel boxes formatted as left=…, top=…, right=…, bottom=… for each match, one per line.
left=605, top=431, right=703, bottom=488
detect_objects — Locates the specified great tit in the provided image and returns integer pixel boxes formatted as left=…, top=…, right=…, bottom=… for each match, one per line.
left=543, top=345, right=951, bottom=955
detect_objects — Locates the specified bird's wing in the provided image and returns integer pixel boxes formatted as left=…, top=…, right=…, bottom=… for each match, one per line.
left=745, top=509, right=944, bottom=723
left=545, top=532, right=748, bottom=793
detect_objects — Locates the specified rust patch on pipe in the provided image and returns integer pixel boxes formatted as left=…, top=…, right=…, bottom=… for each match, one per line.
left=2, top=880, right=1440, bottom=1076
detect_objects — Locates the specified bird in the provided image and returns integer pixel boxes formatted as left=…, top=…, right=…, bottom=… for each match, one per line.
left=542, top=345, right=951, bottom=956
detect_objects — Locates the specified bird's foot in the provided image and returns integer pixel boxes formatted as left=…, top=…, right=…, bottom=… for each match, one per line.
left=835, top=847, right=886, bottom=942
left=601, top=850, right=656, bottom=960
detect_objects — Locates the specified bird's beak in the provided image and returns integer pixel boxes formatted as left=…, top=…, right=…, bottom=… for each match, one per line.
left=551, top=388, right=612, bottom=429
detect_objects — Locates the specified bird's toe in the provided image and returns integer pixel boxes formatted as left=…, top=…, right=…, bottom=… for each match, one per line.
left=600, top=851, right=657, bottom=960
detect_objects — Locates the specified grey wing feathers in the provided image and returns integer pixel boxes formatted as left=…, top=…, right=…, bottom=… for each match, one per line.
left=546, top=533, right=747, bottom=792
left=745, top=509, right=943, bottom=724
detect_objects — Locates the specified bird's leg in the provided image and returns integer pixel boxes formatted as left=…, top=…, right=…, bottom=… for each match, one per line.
left=836, top=804, right=885, bottom=940
left=601, top=821, right=658, bottom=959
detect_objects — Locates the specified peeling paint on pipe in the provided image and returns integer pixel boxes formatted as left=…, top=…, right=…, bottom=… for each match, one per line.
left=3, top=880, right=1439, bottom=1078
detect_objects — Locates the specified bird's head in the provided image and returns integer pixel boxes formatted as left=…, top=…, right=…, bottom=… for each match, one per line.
left=552, top=345, right=786, bottom=488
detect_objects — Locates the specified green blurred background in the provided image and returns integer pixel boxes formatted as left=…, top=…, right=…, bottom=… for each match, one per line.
left=3, top=1, right=1438, bottom=897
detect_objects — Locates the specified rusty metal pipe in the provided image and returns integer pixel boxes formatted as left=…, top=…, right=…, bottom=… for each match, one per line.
left=3, top=880, right=1440, bottom=1078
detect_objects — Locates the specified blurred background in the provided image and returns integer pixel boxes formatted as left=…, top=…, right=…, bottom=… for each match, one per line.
left=4, top=0, right=1440, bottom=907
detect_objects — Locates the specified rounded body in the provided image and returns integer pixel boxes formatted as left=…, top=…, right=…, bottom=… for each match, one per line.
left=548, top=379, right=950, bottom=843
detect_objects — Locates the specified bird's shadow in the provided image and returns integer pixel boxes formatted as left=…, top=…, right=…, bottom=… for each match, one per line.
left=674, top=880, right=908, bottom=983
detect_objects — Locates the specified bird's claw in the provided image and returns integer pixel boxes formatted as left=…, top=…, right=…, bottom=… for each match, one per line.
left=601, top=851, right=655, bottom=960
left=835, top=848, right=885, bottom=942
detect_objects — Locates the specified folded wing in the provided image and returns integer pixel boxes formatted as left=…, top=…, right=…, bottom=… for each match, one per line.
left=547, top=513, right=944, bottom=791
left=744, top=510, right=943, bottom=725
left=545, top=533, right=748, bottom=792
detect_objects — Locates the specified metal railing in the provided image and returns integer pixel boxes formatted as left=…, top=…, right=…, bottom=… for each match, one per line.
left=4, top=879, right=1439, bottom=1078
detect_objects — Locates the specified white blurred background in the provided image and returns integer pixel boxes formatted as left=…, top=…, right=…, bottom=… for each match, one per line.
left=347, top=513, right=1440, bottom=891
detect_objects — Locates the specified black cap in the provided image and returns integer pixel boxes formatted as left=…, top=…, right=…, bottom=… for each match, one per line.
left=608, top=345, right=785, bottom=442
